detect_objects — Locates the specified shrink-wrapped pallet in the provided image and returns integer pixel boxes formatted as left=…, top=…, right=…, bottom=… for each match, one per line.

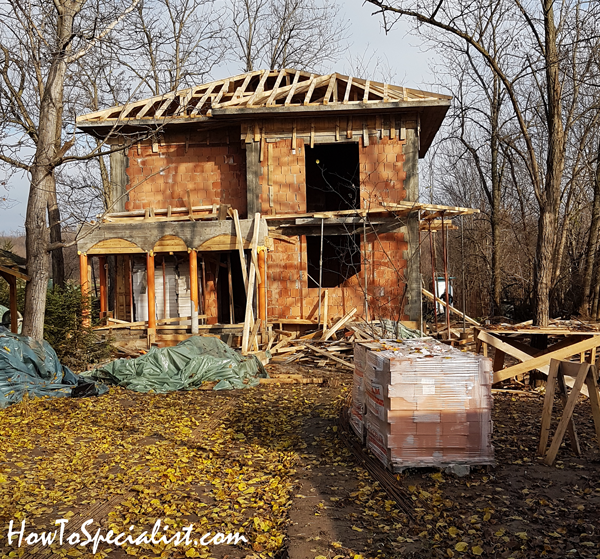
left=349, top=343, right=368, bottom=440
left=352, top=339, right=494, bottom=470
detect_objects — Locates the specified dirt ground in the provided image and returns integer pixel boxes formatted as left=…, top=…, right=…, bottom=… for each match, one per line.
left=1, top=366, right=600, bottom=559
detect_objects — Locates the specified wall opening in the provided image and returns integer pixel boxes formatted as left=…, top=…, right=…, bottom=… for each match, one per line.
left=305, top=143, right=360, bottom=212
left=306, top=234, right=362, bottom=288
left=217, top=252, right=247, bottom=323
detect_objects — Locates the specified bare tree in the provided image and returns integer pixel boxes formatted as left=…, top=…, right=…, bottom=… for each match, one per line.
left=123, top=0, right=226, bottom=96
left=0, top=0, right=141, bottom=340
left=365, top=0, right=600, bottom=326
left=228, top=0, right=348, bottom=72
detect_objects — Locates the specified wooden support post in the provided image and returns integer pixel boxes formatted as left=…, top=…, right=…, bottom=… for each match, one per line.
left=258, top=247, right=266, bottom=324
left=538, top=359, right=559, bottom=456
left=227, top=254, right=235, bottom=325
left=79, top=253, right=90, bottom=327
left=147, top=252, right=156, bottom=343
left=127, top=256, right=134, bottom=322
left=7, top=274, right=17, bottom=334
left=492, top=349, right=505, bottom=372
left=189, top=249, right=199, bottom=334
left=98, top=256, right=107, bottom=320
left=322, top=289, right=329, bottom=331
left=543, top=362, right=590, bottom=465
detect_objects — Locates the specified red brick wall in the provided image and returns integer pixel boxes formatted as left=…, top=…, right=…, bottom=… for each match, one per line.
left=121, top=125, right=414, bottom=324
left=125, top=139, right=247, bottom=214
left=258, top=139, right=307, bottom=214
left=360, top=136, right=407, bottom=207
left=265, top=134, right=412, bottom=323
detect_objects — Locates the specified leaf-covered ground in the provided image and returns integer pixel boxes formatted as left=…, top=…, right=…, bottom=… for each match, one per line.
left=0, top=378, right=599, bottom=559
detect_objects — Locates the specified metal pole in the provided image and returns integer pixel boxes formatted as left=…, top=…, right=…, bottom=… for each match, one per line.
left=428, top=220, right=439, bottom=334
left=318, top=217, right=324, bottom=323
left=441, top=212, right=451, bottom=338
left=461, top=215, right=466, bottom=334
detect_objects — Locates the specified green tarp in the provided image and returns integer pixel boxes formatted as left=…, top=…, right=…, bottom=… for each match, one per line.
left=82, top=336, right=268, bottom=392
left=0, top=327, right=107, bottom=408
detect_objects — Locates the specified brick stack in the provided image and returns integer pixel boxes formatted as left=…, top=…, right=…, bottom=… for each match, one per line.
left=352, top=340, right=494, bottom=470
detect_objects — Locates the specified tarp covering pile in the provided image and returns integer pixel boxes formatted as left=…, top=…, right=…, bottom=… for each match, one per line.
left=0, top=327, right=107, bottom=409
left=83, top=336, right=268, bottom=392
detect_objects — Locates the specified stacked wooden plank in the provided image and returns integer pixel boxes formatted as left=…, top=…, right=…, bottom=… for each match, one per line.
left=352, top=339, right=494, bottom=471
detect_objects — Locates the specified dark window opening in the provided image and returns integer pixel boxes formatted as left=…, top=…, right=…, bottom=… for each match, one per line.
left=305, top=143, right=360, bottom=212
left=306, top=234, right=362, bottom=288
left=217, top=253, right=247, bottom=324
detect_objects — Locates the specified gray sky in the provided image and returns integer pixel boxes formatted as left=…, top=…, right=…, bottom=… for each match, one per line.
left=0, top=1, right=436, bottom=235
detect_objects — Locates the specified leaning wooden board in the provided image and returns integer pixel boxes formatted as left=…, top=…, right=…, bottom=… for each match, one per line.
left=478, top=330, right=600, bottom=396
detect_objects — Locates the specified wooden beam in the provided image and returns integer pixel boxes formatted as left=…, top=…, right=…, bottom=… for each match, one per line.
left=323, top=308, right=357, bottom=341
left=422, top=288, right=480, bottom=326
left=323, top=74, right=337, bottom=104
left=284, top=71, right=302, bottom=105
left=0, top=265, right=29, bottom=282
left=304, top=74, right=317, bottom=105
left=479, top=330, right=600, bottom=393
left=543, top=363, right=590, bottom=465
left=303, top=343, right=354, bottom=369
left=242, top=214, right=261, bottom=354
left=231, top=209, right=249, bottom=289
left=265, top=69, right=286, bottom=106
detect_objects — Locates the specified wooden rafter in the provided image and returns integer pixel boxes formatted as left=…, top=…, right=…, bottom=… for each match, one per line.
left=76, top=68, right=451, bottom=124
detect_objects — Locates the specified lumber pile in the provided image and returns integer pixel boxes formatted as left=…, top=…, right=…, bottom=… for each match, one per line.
left=353, top=339, right=495, bottom=471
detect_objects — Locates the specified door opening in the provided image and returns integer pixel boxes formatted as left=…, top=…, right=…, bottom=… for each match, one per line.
left=305, top=143, right=360, bottom=212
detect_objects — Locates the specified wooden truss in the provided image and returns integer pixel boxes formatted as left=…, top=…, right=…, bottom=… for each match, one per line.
left=76, top=69, right=451, bottom=124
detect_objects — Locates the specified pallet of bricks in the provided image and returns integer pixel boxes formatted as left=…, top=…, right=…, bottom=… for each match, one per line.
left=352, top=339, right=494, bottom=471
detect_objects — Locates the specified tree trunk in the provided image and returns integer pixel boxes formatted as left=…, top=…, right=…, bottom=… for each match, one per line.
left=47, top=188, right=65, bottom=288
left=490, top=74, right=502, bottom=316
left=533, top=0, right=565, bottom=327
left=23, top=168, right=52, bottom=340
left=22, top=6, right=74, bottom=340
left=581, top=137, right=600, bottom=315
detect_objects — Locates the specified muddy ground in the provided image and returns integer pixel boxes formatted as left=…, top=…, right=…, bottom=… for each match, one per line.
left=0, top=366, right=599, bottom=559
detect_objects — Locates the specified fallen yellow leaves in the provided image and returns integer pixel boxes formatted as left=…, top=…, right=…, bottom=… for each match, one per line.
left=0, top=386, right=322, bottom=557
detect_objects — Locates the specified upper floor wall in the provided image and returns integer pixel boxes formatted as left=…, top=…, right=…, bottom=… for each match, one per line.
left=116, top=113, right=420, bottom=217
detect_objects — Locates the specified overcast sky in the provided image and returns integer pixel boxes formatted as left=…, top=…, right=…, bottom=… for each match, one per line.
left=0, top=2, right=436, bottom=235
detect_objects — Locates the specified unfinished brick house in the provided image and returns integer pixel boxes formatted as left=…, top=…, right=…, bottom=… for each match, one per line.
left=76, top=69, right=473, bottom=346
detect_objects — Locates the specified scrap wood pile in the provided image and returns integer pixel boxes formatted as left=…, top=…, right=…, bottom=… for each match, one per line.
left=264, top=307, right=423, bottom=371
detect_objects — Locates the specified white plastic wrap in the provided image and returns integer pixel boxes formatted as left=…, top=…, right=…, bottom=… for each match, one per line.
left=353, top=339, right=494, bottom=469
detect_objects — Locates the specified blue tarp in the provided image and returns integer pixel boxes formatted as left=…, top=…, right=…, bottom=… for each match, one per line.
left=0, top=327, right=107, bottom=408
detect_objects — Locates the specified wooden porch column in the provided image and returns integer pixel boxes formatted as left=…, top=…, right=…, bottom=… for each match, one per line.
left=7, top=274, right=17, bottom=333
left=189, top=249, right=199, bottom=334
left=79, top=252, right=90, bottom=327
left=147, top=252, right=156, bottom=342
left=98, top=256, right=108, bottom=319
